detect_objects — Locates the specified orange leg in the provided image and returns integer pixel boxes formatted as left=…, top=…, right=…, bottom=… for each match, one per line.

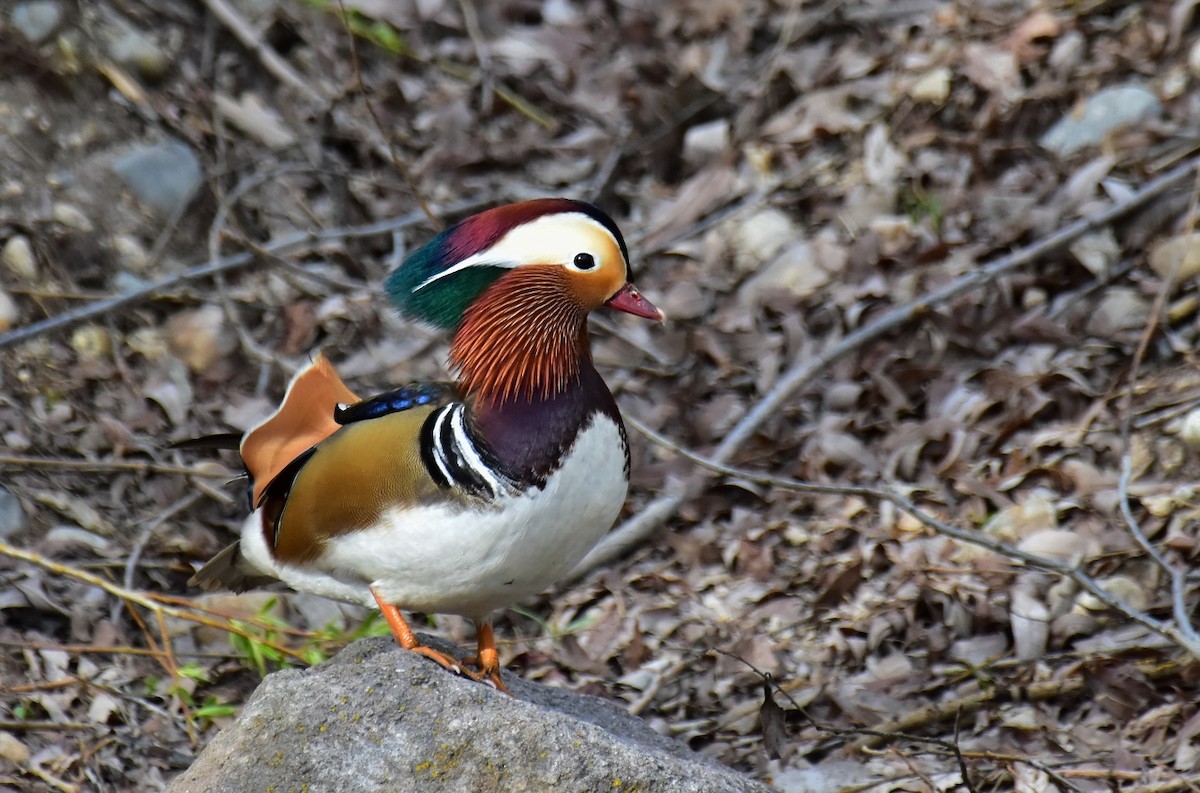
left=369, top=587, right=483, bottom=682
left=463, top=621, right=509, bottom=694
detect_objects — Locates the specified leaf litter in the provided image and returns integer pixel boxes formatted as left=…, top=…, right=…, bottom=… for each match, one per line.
left=2, top=0, right=1200, bottom=790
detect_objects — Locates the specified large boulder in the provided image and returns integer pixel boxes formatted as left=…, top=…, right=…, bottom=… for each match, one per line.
left=167, top=636, right=771, bottom=792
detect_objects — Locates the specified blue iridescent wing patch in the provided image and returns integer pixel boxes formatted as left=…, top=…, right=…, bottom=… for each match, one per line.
left=334, top=383, right=451, bottom=425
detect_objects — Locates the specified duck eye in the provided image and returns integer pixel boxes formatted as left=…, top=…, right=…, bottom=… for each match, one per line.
left=573, top=252, right=596, bottom=270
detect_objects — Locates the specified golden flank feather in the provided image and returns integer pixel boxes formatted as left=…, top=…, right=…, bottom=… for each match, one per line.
left=240, top=353, right=360, bottom=507
left=270, top=406, right=442, bottom=564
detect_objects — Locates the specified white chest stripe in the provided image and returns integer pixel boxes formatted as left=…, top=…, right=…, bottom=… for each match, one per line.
left=428, top=407, right=456, bottom=486
left=423, top=403, right=512, bottom=499
left=449, top=405, right=508, bottom=497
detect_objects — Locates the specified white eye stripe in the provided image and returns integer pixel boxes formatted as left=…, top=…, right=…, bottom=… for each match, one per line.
left=412, top=249, right=517, bottom=293
left=411, top=212, right=621, bottom=293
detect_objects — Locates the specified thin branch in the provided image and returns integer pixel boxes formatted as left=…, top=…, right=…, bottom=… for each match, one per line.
left=117, top=493, right=204, bottom=624
left=456, top=0, right=495, bottom=115
left=207, top=168, right=305, bottom=376
left=0, top=455, right=226, bottom=478
left=573, top=154, right=1200, bottom=577
left=0, top=540, right=311, bottom=665
left=0, top=200, right=488, bottom=350
left=0, top=721, right=95, bottom=731
left=717, top=647, right=977, bottom=792
left=200, top=0, right=327, bottom=105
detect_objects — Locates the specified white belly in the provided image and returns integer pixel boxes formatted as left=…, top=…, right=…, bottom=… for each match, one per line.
left=238, top=416, right=628, bottom=620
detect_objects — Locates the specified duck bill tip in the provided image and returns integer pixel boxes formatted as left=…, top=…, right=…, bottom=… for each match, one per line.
left=605, top=283, right=665, bottom=322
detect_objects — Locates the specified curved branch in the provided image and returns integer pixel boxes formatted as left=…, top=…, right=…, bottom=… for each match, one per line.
left=0, top=200, right=489, bottom=351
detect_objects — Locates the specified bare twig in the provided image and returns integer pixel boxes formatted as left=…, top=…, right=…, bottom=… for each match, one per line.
left=574, top=155, right=1200, bottom=577
left=455, top=0, right=495, bottom=115
left=207, top=167, right=305, bottom=375
left=117, top=493, right=204, bottom=623
left=0, top=200, right=488, bottom=350
left=0, top=721, right=95, bottom=731
left=717, top=647, right=977, bottom=791
left=200, top=0, right=327, bottom=105
left=0, top=540, right=311, bottom=666
left=0, top=455, right=226, bottom=477
left=587, top=122, right=632, bottom=203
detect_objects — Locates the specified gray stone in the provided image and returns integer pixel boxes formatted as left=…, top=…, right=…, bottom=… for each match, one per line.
left=12, top=1, right=63, bottom=44
left=167, top=636, right=771, bottom=793
left=0, top=487, right=27, bottom=539
left=1041, top=84, right=1162, bottom=158
left=112, top=141, right=202, bottom=218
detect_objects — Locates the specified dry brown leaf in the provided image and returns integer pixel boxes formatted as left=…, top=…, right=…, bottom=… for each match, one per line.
left=1149, top=233, right=1200, bottom=282
left=1010, top=587, right=1049, bottom=661
left=213, top=92, right=297, bottom=148
left=1007, top=10, right=1062, bottom=61
left=961, top=42, right=1022, bottom=101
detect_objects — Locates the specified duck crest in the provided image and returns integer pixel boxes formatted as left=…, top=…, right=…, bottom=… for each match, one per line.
left=385, top=198, right=629, bottom=329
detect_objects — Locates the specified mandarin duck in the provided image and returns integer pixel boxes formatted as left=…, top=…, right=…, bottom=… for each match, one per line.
left=189, top=199, right=663, bottom=691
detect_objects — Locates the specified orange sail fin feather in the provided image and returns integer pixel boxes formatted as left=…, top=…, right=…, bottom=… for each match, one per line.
left=239, top=353, right=359, bottom=508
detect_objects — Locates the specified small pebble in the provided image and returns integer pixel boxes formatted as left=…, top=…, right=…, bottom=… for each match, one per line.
left=2, top=235, right=37, bottom=279
left=12, top=1, right=63, bottom=44
left=112, top=140, right=202, bottom=217
left=110, top=234, right=150, bottom=272
left=70, top=324, right=111, bottom=361
left=1162, top=66, right=1188, bottom=100
left=1149, top=233, right=1200, bottom=282
left=1086, top=287, right=1150, bottom=338
left=910, top=67, right=951, bottom=103
left=3, top=431, right=31, bottom=452
left=100, top=15, right=169, bottom=78
left=52, top=202, right=93, bottom=231
left=731, top=208, right=797, bottom=275
left=0, top=731, right=29, bottom=766
left=166, top=304, right=233, bottom=373
left=0, top=486, right=28, bottom=539
left=1180, top=408, right=1200, bottom=450
left=1040, top=83, right=1161, bottom=158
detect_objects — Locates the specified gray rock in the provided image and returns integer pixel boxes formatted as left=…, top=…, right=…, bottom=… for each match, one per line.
left=12, top=1, right=64, bottom=44
left=1041, top=84, right=1161, bottom=158
left=0, top=487, right=26, bottom=539
left=112, top=141, right=202, bottom=218
left=167, top=636, right=771, bottom=793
